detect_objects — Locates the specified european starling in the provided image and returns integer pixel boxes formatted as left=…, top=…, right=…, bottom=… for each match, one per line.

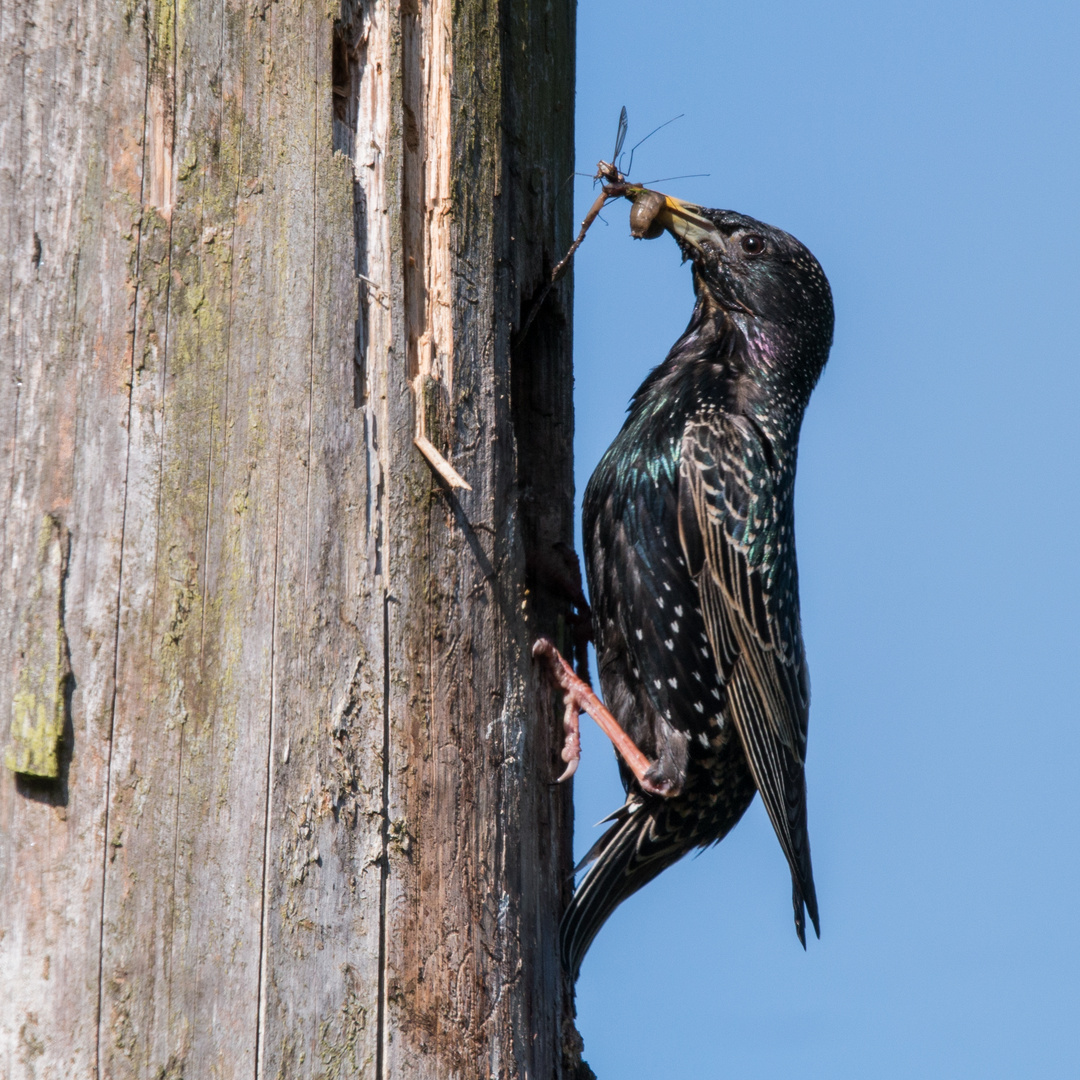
left=538, top=190, right=834, bottom=978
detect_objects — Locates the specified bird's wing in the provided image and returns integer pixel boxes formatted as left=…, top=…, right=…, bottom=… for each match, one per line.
left=678, top=413, right=819, bottom=939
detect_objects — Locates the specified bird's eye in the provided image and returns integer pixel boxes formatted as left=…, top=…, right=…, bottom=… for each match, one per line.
left=741, top=234, right=766, bottom=255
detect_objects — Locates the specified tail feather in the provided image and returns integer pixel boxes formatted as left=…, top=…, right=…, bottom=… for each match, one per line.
left=560, top=798, right=694, bottom=979
left=793, top=865, right=820, bottom=947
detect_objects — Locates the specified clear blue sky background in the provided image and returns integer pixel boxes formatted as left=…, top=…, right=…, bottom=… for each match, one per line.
left=569, top=2, right=1080, bottom=1076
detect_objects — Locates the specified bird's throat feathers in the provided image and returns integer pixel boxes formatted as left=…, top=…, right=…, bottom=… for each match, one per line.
left=628, top=291, right=813, bottom=453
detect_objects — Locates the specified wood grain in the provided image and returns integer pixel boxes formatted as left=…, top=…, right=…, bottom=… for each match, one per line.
left=0, top=0, right=580, bottom=1075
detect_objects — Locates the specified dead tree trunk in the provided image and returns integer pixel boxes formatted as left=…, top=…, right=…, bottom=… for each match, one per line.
left=0, top=0, right=583, bottom=1074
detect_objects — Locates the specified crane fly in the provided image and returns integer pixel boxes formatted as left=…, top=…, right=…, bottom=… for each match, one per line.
left=515, top=108, right=689, bottom=348
left=549, top=107, right=659, bottom=281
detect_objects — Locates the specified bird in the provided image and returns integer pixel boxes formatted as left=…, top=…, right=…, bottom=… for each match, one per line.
left=535, top=189, right=834, bottom=979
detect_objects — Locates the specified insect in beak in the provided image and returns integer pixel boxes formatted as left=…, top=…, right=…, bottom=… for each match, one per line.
left=515, top=107, right=706, bottom=348
left=628, top=189, right=724, bottom=255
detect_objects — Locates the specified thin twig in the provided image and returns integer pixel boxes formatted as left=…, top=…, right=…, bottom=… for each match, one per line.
left=515, top=182, right=637, bottom=351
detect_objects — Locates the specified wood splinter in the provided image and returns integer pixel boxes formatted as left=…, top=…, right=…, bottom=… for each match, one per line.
left=414, top=434, right=472, bottom=491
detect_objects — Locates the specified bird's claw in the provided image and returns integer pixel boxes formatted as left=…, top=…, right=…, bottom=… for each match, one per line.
left=555, top=757, right=580, bottom=784
left=556, top=697, right=581, bottom=783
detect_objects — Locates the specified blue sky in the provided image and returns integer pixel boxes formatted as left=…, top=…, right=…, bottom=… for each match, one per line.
left=569, top=2, right=1080, bottom=1075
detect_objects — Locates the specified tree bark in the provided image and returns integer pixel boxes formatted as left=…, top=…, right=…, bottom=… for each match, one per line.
left=0, top=0, right=582, bottom=1075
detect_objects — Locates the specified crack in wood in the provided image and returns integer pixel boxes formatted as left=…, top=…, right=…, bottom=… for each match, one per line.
left=333, top=5, right=371, bottom=409
left=376, top=588, right=391, bottom=1080
left=254, top=428, right=285, bottom=1079
left=94, top=5, right=165, bottom=1071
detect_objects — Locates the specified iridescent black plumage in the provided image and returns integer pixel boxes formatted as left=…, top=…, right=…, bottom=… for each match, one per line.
left=561, top=197, right=834, bottom=977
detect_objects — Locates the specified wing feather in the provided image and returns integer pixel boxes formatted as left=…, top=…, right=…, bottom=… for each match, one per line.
left=680, top=414, right=819, bottom=939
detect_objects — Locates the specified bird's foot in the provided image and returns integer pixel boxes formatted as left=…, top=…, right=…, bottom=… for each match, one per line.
left=557, top=696, right=582, bottom=783
left=532, top=637, right=678, bottom=798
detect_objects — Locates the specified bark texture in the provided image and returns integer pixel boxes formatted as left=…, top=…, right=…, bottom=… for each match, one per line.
left=0, top=0, right=581, bottom=1075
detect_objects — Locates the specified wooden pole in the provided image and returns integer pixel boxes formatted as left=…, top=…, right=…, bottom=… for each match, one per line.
left=0, top=0, right=584, bottom=1074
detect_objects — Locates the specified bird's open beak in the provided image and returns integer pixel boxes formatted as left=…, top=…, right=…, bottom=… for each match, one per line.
left=628, top=188, right=724, bottom=256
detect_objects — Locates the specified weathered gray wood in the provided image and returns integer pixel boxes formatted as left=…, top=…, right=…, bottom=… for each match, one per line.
left=0, top=0, right=580, bottom=1075
left=1, top=0, right=158, bottom=1070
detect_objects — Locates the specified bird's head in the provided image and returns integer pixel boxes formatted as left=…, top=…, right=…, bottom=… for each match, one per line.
left=628, top=188, right=834, bottom=368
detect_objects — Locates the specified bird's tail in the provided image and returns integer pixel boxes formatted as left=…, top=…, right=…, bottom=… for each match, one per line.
left=560, top=797, right=696, bottom=979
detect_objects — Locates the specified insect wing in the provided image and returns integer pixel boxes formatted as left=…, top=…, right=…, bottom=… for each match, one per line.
left=613, top=105, right=628, bottom=163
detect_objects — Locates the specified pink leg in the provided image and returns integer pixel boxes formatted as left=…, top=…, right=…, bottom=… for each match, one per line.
left=532, top=637, right=678, bottom=797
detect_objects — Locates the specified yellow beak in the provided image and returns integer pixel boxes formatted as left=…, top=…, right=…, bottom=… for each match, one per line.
left=626, top=187, right=724, bottom=254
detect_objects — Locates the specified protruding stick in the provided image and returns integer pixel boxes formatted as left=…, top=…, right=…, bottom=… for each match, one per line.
left=414, top=434, right=473, bottom=491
